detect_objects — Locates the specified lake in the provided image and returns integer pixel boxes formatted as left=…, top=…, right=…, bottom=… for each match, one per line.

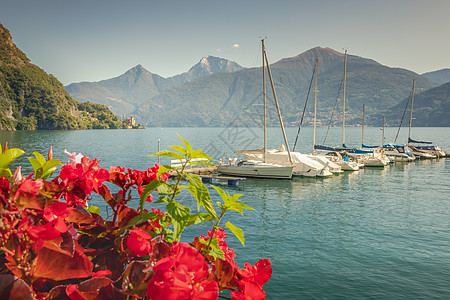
left=1, top=126, right=449, bottom=299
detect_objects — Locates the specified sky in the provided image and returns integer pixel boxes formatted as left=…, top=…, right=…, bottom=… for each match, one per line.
left=1, top=0, right=449, bottom=85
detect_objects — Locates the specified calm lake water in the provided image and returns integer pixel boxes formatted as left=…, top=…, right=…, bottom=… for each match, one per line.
left=1, top=127, right=449, bottom=299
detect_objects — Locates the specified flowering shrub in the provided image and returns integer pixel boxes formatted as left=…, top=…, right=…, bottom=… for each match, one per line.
left=0, top=137, right=272, bottom=299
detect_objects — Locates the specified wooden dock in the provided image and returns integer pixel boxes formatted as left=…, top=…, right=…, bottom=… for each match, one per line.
left=168, top=166, right=217, bottom=177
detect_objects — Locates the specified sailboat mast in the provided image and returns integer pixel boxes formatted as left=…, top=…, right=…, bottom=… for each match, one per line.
left=342, top=50, right=347, bottom=146
left=408, top=79, right=416, bottom=144
left=262, top=39, right=267, bottom=163
left=362, top=104, right=365, bottom=146
left=263, top=44, right=293, bottom=164
left=382, top=115, right=385, bottom=146
left=313, top=58, right=318, bottom=154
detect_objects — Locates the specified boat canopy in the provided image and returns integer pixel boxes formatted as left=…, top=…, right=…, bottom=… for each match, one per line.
left=362, top=144, right=379, bottom=149
left=346, top=148, right=373, bottom=154
left=414, top=145, right=439, bottom=151
left=314, top=145, right=336, bottom=152
left=408, top=138, right=433, bottom=144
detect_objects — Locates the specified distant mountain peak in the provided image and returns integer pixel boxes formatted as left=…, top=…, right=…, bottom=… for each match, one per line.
left=187, top=56, right=243, bottom=77
left=127, top=64, right=149, bottom=74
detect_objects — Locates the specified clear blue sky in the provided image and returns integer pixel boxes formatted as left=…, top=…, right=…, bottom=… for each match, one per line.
left=1, top=0, right=449, bottom=85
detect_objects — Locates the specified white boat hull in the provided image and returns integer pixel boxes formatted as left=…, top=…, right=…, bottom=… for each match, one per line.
left=244, top=150, right=333, bottom=178
left=217, top=164, right=293, bottom=179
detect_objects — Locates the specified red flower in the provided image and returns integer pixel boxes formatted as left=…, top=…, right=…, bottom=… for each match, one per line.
left=147, top=242, right=219, bottom=300
left=231, top=259, right=272, bottom=300
left=236, top=259, right=272, bottom=288
left=0, top=176, right=10, bottom=199
left=230, top=279, right=267, bottom=300
left=127, top=228, right=152, bottom=257
left=13, top=178, right=43, bottom=202
left=27, top=219, right=67, bottom=250
left=60, top=156, right=109, bottom=201
left=44, top=202, right=70, bottom=222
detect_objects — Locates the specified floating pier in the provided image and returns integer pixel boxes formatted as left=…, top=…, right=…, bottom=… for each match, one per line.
left=199, top=175, right=246, bottom=185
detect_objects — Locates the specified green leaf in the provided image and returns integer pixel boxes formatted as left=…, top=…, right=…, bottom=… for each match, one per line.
left=186, top=173, right=217, bottom=219
left=155, top=196, right=171, bottom=204
left=125, top=212, right=156, bottom=229
left=178, top=135, right=193, bottom=154
left=211, top=185, right=229, bottom=201
left=0, top=168, right=12, bottom=179
left=139, top=180, right=164, bottom=212
left=226, top=221, right=245, bottom=246
left=27, top=157, right=43, bottom=178
left=0, top=154, right=14, bottom=169
left=5, top=148, right=25, bottom=160
left=186, top=213, right=215, bottom=226
left=209, top=247, right=225, bottom=260
left=87, top=206, right=101, bottom=215
left=157, top=182, right=180, bottom=196
left=169, top=145, right=187, bottom=156
left=226, top=202, right=254, bottom=215
left=147, top=150, right=184, bottom=160
left=212, top=185, right=253, bottom=215
left=189, top=160, right=216, bottom=167
left=166, top=201, right=191, bottom=240
left=157, top=164, right=176, bottom=179
left=32, top=151, right=46, bottom=165
left=41, top=159, right=63, bottom=180
left=197, top=236, right=225, bottom=260
left=190, top=149, right=214, bottom=160
left=42, top=159, right=63, bottom=173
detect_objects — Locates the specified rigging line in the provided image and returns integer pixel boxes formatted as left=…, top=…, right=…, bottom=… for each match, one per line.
left=322, top=73, right=344, bottom=144
left=393, top=90, right=412, bottom=144
left=293, top=62, right=316, bottom=151
left=317, top=56, right=334, bottom=107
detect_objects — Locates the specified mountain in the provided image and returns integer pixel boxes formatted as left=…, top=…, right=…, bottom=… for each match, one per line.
left=65, top=56, right=243, bottom=117
left=385, top=81, right=450, bottom=127
left=134, top=47, right=437, bottom=127
left=0, top=23, right=126, bottom=130
left=422, top=68, right=450, bottom=84
left=66, top=64, right=175, bottom=117
left=171, top=56, right=243, bottom=83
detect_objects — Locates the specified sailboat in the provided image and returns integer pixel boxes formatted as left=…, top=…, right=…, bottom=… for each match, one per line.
left=358, top=104, right=390, bottom=167
left=314, top=50, right=359, bottom=171
left=300, top=58, right=342, bottom=174
left=406, top=79, right=445, bottom=158
left=217, top=40, right=293, bottom=179
left=241, top=48, right=332, bottom=177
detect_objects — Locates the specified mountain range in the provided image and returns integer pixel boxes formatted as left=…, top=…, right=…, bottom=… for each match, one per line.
left=65, top=47, right=450, bottom=128
left=65, top=56, right=243, bottom=117
left=422, top=68, right=450, bottom=84
left=385, top=81, right=450, bottom=127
